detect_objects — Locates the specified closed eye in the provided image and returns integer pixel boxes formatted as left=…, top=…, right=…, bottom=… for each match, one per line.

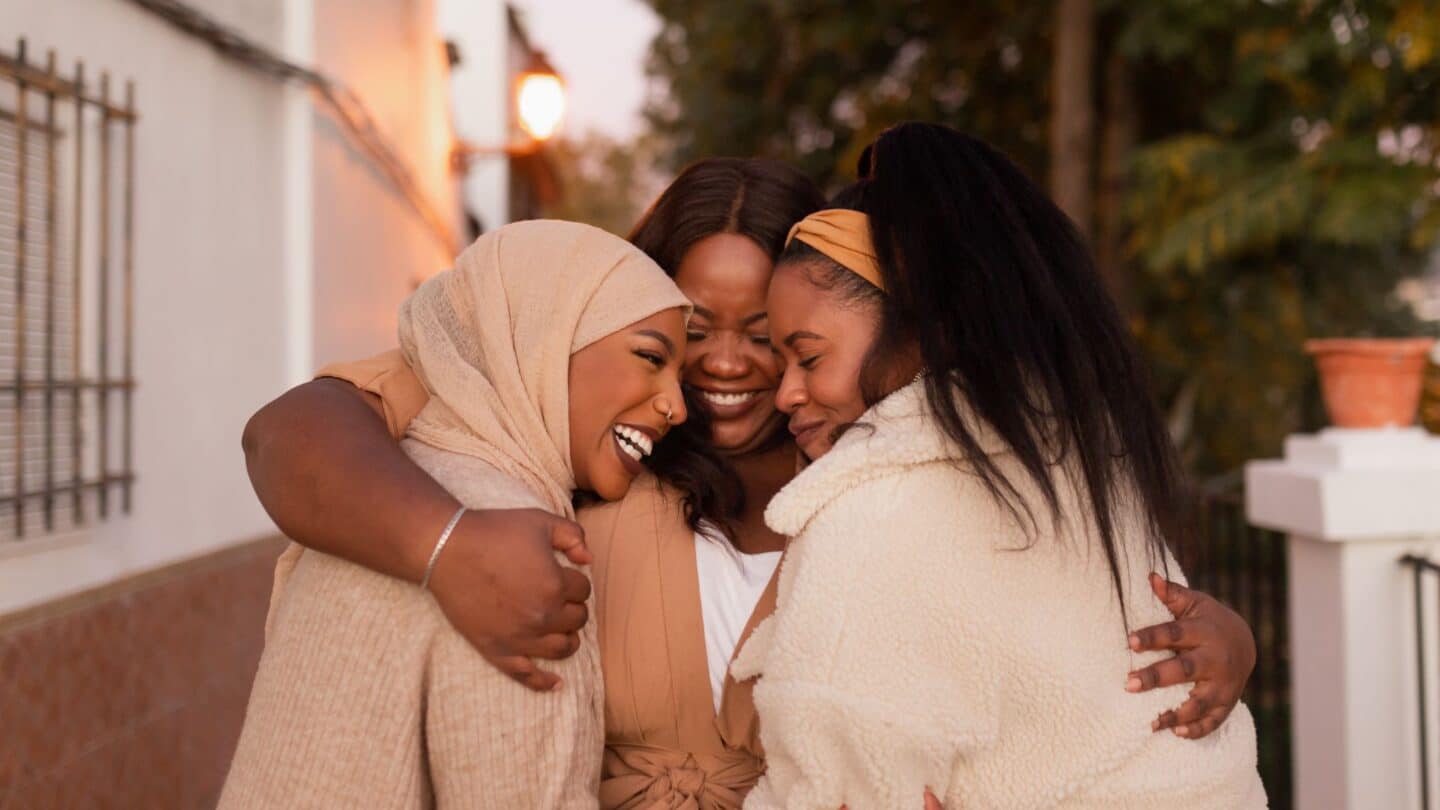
left=635, top=350, right=665, bottom=367
left=798, top=355, right=819, bottom=370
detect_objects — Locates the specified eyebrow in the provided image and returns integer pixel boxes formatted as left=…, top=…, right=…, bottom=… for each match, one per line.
left=783, top=330, right=825, bottom=348
left=636, top=329, right=677, bottom=357
left=690, top=306, right=768, bottom=327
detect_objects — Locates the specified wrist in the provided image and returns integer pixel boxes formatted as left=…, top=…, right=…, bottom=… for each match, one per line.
left=396, top=489, right=466, bottom=585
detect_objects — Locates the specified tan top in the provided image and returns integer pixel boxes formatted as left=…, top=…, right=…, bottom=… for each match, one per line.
left=318, top=351, right=776, bottom=809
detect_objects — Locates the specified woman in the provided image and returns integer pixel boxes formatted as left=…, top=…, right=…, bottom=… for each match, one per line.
left=736, top=123, right=1266, bottom=808
left=220, top=220, right=691, bottom=808
left=240, top=159, right=1257, bottom=807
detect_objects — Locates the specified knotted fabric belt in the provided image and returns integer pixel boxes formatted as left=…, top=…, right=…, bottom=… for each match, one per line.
left=599, top=742, right=764, bottom=810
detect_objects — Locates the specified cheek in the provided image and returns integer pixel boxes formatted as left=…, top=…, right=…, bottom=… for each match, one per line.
left=750, top=346, right=782, bottom=387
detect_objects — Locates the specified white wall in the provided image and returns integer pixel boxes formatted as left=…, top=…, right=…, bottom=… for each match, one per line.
left=310, top=0, right=462, bottom=366
left=438, top=0, right=510, bottom=231
left=0, top=0, right=461, bottom=614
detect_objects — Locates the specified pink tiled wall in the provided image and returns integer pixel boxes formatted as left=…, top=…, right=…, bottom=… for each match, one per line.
left=0, top=538, right=284, bottom=809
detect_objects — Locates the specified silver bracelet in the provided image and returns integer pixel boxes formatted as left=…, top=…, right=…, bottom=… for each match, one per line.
left=420, top=506, right=468, bottom=591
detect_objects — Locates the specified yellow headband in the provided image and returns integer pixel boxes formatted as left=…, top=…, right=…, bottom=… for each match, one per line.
left=784, top=209, right=884, bottom=291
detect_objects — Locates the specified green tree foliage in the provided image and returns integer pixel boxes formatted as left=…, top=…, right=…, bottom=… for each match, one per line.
left=642, top=0, right=1440, bottom=476
left=1123, top=0, right=1440, bottom=472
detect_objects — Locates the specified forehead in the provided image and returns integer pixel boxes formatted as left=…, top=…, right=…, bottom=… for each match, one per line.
left=674, top=233, right=774, bottom=316
left=767, top=263, right=863, bottom=332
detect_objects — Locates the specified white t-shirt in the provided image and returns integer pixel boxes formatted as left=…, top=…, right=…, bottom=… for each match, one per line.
left=693, top=527, right=783, bottom=712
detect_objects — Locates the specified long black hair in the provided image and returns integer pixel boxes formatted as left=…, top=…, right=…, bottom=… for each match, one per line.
left=628, top=158, right=825, bottom=538
left=781, top=122, right=1189, bottom=615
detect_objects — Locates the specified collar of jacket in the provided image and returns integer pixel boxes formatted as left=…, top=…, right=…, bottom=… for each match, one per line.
left=764, top=378, right=1018, bottom=537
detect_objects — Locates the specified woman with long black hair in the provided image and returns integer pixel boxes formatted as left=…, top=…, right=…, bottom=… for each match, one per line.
left=742, top=122, right=1266, bottom=808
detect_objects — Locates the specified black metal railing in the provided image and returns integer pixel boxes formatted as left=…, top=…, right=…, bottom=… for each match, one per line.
left=1402, top=553, right=1439, bottom=810
left=1190, top=491, right=1292, bottom=808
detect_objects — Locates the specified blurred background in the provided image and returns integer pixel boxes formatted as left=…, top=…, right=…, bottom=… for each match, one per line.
left=2, top=0, right=1439, bottom=807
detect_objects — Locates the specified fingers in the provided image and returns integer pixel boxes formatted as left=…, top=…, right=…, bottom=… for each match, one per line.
left=550, top=517, right=592, bottom=565
left=1127, top=651, right=1202, bottom=692
left=559, top=567, right=593, bottom=604
left=524, top=631, right=583, bottom=660
left=1174, top=701, right=1233, bottom=739
left=1128, top=620, right=1188, bottom=653
left=547, top=601, right=589, bottom=635
left=1149, top=572, right=1198, bottom=618
left=491, top=653, right=562, bottom=692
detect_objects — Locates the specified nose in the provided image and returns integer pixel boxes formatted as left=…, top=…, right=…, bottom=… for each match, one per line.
left=699, top=333, right=748, bottom=379
left=654, top=375, right=689, bottom=427
left=774, top=364, right=808, bottom=415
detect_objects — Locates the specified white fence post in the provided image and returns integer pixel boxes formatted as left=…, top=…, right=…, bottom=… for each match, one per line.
left=1247, top=427, right=1440, bottom=810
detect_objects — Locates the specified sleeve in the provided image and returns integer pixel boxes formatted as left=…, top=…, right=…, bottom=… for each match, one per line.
left=740, top=474, right=1000, bottom=810
left=315, top=349, right=429, bottom=440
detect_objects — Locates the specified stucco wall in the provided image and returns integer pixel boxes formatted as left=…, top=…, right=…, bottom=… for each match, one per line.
left=0, top=0, right=461, bottom=614
left=310, top=0, right=463, bottom=367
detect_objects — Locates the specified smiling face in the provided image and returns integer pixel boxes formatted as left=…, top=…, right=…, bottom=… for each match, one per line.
left=767, top=262, right=885, bottom=460
left=567, top=307, right=689, bottom=500
left=673, top=233, right=788, bottom=455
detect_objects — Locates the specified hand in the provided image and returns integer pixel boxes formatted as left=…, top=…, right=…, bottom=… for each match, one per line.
left=426, top=508, right=594, bottom=692
left=1126, top=573, right=1257, bottom=739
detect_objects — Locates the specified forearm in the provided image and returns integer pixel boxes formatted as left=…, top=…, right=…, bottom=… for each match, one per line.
left=241, top=378, right=455, bottom=583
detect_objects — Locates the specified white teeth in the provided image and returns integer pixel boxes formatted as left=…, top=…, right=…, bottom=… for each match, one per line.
left=701, top=391, right=759, bottom=407
left=613, top=425, right=652, bottom=458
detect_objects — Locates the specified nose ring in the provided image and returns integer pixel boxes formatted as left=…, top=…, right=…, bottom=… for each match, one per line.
left=664, top=405, right=675, bottom=423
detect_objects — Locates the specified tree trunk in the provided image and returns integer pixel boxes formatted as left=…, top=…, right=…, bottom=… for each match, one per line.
left=1049, top=0, right=1096, bottom=241
left=1096, top=42, right=1137, bottom=310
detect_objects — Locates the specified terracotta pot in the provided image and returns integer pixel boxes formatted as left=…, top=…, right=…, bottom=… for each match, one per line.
left=1305, top=338, right=1435, bottom=428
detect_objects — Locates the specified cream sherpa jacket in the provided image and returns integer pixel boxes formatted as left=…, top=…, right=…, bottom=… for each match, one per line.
left=732, top=381, right=1266, bottom=810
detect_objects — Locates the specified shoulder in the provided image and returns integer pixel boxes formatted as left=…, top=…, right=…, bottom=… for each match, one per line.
left=579, top=473, right=690, bottom=558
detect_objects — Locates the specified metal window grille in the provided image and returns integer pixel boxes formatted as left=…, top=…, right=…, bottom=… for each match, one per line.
left=0, top=39, right=136, bottom=543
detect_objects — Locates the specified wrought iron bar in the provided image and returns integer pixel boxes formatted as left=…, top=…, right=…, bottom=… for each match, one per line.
left=122, top=80, right=134, bottom=513
left=13, top=39, right=27, bottom=538
left=97, top=72, right=110, bottom=519
left=70, top=59, right=85, bottom=521
left=43, top=50, right=57, bottom=531
left=1403, top=553, right=1440, bottom=810
left=0, top=473, right=135, bottom=508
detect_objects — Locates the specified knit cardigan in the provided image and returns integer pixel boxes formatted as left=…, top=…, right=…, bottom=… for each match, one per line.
left=219, top=441, right=603, bottom=809
left=731, top=381, right=1266, bottom=810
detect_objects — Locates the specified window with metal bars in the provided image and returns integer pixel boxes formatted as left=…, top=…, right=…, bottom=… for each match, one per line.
left=0, top=40, right=135, bottom=544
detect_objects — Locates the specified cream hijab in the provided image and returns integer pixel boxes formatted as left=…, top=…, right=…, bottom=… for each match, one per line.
left=397, top=220, right=691, bottom=518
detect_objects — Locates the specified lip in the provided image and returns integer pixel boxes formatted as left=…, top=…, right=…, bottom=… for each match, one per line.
left=788, top=418, right=825, bottom=447
left=611, top=430, right=646, bottom=477
left=694, top=387, right=771, bottom=420
left=618, top=422, right=662, bottom=443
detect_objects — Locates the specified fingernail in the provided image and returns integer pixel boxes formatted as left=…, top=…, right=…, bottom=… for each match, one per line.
left=551, top=681, right=563, bottom=692
left=1126, top=677, right=1142, bottom=692
left=1127, top=634, right=1140, bottom=650
left=1151, top=719, right=1160, bottom=732
left=1174, top=725, right=1189, bottom=737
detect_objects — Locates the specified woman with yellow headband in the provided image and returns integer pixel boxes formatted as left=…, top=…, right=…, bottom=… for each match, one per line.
left=743, top=122, right=1266, bottom=807
left=237, top=155, right=1261, bottom=807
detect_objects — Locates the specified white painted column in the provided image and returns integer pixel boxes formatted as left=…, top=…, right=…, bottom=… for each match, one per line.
left=281, top=0, right=314, bottom=384
left=1247, top=427, right=1440, bottom=810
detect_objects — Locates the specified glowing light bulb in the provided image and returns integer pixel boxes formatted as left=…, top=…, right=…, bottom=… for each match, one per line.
left=517, top=73, right=565, bottom=141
